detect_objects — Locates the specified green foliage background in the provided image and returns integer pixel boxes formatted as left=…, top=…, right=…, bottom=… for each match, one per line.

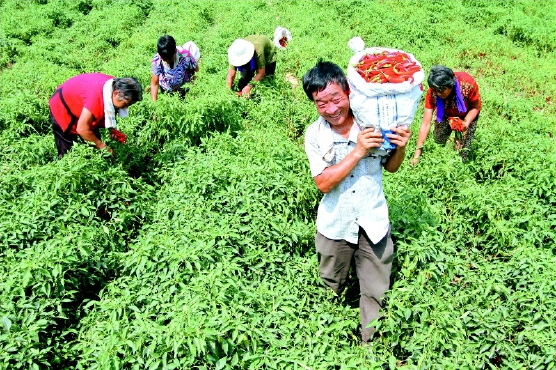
left=1, top=0, right=555, bottom=369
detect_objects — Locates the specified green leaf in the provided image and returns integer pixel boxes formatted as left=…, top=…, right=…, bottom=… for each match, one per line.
left=2, top=317, right=12, bottom=331
left=404, top=308, right=412, bottom=320
left=216, top=357, right=227, bottom=370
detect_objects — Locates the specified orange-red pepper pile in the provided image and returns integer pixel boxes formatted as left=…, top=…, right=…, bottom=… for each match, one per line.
left=448, top=117, right=465, bottom=132
left=355, top=51, right=421, bottom=84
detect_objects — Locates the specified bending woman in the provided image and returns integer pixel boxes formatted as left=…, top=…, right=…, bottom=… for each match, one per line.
left=49, top=74, right=142, bottom=158
left=150, top=35, right=199, bottom=101
left=411, top=65, right=482, bottom=164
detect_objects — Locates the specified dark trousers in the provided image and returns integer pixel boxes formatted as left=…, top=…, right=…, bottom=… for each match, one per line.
left=51, top=113, right=100, bottom=159
left=237, top=62, right=277, bottom=90
left=434, top=116, right=479, bottom=162
left=316, top=227, right=394, bottom=343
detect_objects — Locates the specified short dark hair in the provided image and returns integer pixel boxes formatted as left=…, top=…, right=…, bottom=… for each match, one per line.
left=157, top=35, right=177, bottom=61
left=427, top=65, right=456, bottom=90
left=113, top=77, right=143, bottom=103
left=302, top=61, right=349, bottom=101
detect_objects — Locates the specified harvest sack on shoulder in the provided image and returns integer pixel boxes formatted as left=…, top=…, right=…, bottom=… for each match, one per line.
left=347, top=47, right=424, bottom=154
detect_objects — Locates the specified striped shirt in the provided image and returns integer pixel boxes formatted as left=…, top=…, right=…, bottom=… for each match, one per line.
left=304, top=117, right=390, bottom=244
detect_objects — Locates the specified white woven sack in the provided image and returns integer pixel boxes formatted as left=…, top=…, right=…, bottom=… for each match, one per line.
left=347, top=47, right=424, bottom=131
left=347, top=47, right=425, bottom=96
left=273, top=26, right=292, bottom=49
left=349, top=83, right=423, bottom=130
left=181, top=41, right=200, bottom=61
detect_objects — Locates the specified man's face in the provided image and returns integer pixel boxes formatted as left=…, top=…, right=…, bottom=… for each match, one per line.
left=312, top=82, right=351, bottom=127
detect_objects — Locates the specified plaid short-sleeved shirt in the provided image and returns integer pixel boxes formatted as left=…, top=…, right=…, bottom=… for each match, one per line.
left=304, top=117, right=390, bottom=244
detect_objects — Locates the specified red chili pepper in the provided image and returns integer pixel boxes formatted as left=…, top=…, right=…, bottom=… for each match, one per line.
left=111, top=129, right=127, bottom=144
left=393, top=64, right=405, bottom=74
left=355, top=50, right=421, bottom=84
left=380, top=66, right=395, bottom=76
left=448, top=117, right=465, bottom=132
left=357, top=60, right=375, bottom=70
left=393, top=54, right=408, bottom=64
left=404, top=66, right=422, bottom=74
left=386, top=75, right=407, bottom=83
left=375, top=60, right=393, bottom=69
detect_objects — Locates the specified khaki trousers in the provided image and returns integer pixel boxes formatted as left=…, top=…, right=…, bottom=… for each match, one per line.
left=315, top=227, right=394, bottom=343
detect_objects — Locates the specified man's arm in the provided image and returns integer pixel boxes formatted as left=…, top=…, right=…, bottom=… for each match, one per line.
left=253, top=67, right=266, bottom=82
left=226, top=69, right=236, bottom=89
left=384, top=125, right=411, bottom=173
left=314, top=128, right=383, bottom=193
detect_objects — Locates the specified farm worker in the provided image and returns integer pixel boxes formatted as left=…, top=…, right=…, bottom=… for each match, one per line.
left=302, top=61, right=411, bottom=343
left=411, top=65, right=482, bottom=165
left=150, top=35, right=199, bottom=101
left=49, top=73, right=142, bottom=159
left=226, top=35, right=278, bottom=98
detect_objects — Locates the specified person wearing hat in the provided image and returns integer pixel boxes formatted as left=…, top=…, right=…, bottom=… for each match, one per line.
left=226, top=35, right=277, bottom=97
left=49, top=73, right=142, bottom=158
left=150, top=35, right=199, bottom=101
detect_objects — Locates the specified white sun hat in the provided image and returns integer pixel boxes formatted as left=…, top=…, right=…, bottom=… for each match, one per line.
left=228, top=39, right=255, bottom=66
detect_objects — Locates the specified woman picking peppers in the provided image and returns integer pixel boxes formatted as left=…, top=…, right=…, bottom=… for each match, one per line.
left=411, top=65, right=482, bottom=165
left=49, top=74, right=142, bottom=159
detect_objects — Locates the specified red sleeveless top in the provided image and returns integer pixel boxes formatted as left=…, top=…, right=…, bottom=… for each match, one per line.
left=49, top=73, right=113, bottom=134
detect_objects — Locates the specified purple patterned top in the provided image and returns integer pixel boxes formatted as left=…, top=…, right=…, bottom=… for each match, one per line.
left=151, top=49, right=197, bottom=92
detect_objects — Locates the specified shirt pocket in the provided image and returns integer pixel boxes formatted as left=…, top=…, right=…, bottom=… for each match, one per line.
left=363, top=156, right=381, bottom=175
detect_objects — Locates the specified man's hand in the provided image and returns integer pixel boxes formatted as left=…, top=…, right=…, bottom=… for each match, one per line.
left=240, top=84, right=252, bottom=98
left=353, top=127, right=383, bottom=158
left=383, top=125, right=412, bottom=173
left=385, top=125, right=411, bottom=149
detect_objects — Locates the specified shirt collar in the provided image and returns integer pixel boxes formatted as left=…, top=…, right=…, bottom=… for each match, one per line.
left=102, top=79, right=128, bottom=128
left=161, top=51, right=180, bottom=71
left=320, top=116, right=362, bottom=143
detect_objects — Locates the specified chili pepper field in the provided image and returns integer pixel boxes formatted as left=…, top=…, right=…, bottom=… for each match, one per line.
left=1, top=0, right=555, bottom=369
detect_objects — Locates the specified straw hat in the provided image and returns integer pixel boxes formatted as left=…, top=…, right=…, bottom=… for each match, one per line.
left=228, top=39, right=255, bottom=66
